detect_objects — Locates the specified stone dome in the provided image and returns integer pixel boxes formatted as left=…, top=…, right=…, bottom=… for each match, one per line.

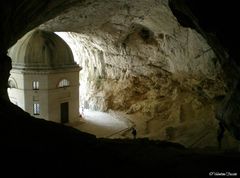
left=8, top=29, right=77, bottom=70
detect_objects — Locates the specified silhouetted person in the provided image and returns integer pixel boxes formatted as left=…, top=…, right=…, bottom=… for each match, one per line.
left=131, top=127, right=137, bottom=139
left=217, top=121, right=225, bottom=149
left=81, top=106, right=84, bottom=118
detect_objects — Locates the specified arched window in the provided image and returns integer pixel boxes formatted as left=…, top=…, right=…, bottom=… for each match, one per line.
left=32, top=81, right=39, bottom=90
left=58, top=79, right=70, bottom=88
left=33, top=103, right=40, bottom=115
left=8, top=78, right=17, bottom=89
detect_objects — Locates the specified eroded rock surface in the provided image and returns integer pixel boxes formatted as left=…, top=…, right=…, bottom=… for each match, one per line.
left=1, top=0, right=240, bottom=176
left=38, top=0, right=239, bottom=148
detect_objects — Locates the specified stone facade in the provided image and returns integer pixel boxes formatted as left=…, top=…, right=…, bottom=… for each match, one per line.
left=7, top=30, right=80, bottom=123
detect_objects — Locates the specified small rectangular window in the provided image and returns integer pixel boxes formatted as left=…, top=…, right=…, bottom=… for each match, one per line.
left=33, top=103, right=40, bottom=115
left=33, top=81, right=39, bottom=90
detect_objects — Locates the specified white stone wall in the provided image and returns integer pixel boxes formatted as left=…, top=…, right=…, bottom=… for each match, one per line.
left=23, top=73, right=49, bottom=119
left=8, top=70, right=25, bottom=109
left=8, top=68, right=80, bottom=123
left=48, top=69, right=80, bottom=123
left=8, top=88, right=25, bottom=108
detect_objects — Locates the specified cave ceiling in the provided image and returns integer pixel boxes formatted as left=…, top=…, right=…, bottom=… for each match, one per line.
left=1, top=0, right=240, bottom=144
left=1, top=0, right=239, bottom=60
left=39, top=0, right=176, bottom=54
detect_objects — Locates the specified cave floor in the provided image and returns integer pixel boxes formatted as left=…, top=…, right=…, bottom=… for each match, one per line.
left=67, top=109, right=132, bottom=138
left=66, top=109, right=240, bottom=151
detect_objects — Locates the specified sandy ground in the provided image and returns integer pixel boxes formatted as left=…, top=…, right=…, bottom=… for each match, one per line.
left=67, top=109, right=240, bottom=150
left=68, top=109, right=133, bottom=138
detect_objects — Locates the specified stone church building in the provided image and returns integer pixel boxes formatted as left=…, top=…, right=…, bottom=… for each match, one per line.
left=7, top=29, right=81, bottom=123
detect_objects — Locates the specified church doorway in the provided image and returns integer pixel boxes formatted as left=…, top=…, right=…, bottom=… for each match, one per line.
left=61, top=102, right=69, bottom=123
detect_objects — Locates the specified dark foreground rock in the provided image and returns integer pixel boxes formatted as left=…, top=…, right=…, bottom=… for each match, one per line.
left=1, top=98, right=240, bottom=178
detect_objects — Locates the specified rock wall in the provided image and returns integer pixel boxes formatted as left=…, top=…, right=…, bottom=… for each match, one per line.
left=39, top=0, right=238, bottom=148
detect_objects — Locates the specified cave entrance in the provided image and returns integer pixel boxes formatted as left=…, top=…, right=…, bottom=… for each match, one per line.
left=7, top=30, right=132, bottom=138
left=54, top=32, right=132, bottom=138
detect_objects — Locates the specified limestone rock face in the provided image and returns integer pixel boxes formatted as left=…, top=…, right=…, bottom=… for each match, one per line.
left=36, top=0, right=236, bottom=148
